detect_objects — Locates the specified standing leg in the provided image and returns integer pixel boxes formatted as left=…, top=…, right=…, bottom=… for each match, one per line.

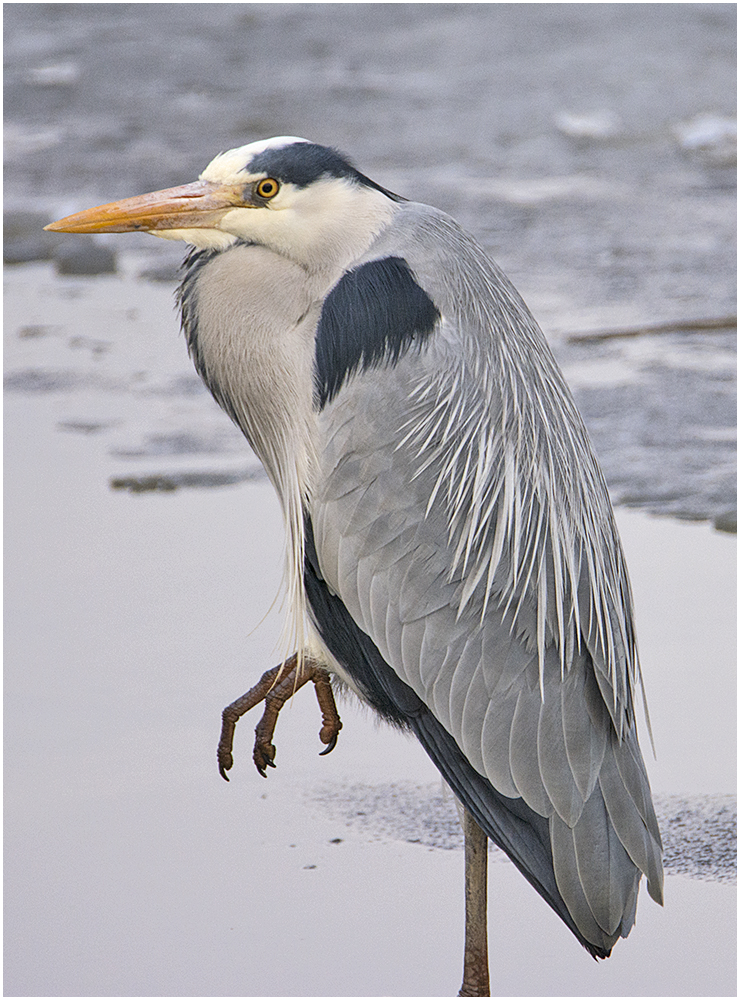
left=458, top=809, right=490, bottom=997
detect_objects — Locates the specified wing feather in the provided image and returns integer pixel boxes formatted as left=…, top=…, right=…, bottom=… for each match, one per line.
left=550, top=812, right=618, bottom=951
left=480, top=615, right=536, bottom=695
left=399, top=617, right=427, bottom=694
left=613, top=733, right=664, bottom=850
left=571, top=787, right=639, bottom=937
left=480, top=687, right=520, bottom=798
left=459, top=658, right=489, bottom=775
left=383, top=587, right=406, bottom=668
left=354, top=539, right=382, bottom=631
left=537, top=667, right=585, bottom=827
left=428, top=642, right=462, bottom=734
left=368, top=567, right=391, bottom=643
left=447, top=634, right=485, bottom=766
left=509, top=683, right=555, bottom=817
left=398, top=546, right=451, bottom=623
left=598, top=739, right=664, bottom=902
left=562, top=665, right=608, bottom=800
left=358, top=521, right=417, bottom=567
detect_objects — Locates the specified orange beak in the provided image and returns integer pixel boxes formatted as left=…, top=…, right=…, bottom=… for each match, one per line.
left=44, top=180, right=248, bottom=234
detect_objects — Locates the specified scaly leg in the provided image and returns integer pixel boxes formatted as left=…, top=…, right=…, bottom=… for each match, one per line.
left=217, top=653, right=342, bottom=779
left=458, top=809, right=490, bottom=997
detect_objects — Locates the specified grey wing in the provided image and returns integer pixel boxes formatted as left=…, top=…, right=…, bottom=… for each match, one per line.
left=309, top=206, right=663, bottom=953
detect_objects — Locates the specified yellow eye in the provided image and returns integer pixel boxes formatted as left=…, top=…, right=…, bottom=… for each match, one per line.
left=256, top=177, right=280, bottom=200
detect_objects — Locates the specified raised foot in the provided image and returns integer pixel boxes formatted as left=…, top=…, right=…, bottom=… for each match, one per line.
left=217, top=653, right=342, bottom=779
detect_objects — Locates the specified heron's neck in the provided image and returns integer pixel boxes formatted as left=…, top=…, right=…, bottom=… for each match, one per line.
left=179, top=242, right=324, bottom=657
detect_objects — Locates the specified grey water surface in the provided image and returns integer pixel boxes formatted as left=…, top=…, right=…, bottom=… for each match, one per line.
left=4, top=5, right=737, bottom=997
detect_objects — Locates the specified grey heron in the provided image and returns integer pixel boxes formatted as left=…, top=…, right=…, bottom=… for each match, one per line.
left=47, top=136, right=664, bottom=994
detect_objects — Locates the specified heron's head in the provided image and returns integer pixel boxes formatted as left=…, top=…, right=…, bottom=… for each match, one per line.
left=45, top=136, right=402, bottom=271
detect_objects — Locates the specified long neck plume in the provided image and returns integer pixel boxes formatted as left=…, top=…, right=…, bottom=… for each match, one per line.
left=178, top=243, right=320, bottom=662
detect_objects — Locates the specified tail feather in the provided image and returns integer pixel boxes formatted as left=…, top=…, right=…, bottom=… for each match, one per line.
left=570, top=784, right=639, bottom=936
left=551, top=812, right=620, bottom=953
left=600, top=734, right=664, bottom=904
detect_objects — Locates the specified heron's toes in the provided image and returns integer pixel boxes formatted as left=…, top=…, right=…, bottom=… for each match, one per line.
left=318, top=716, right=342, bottom=756
left=318, top=732, right=339, bottom=756
left=253, top=740, right=277, bottom=777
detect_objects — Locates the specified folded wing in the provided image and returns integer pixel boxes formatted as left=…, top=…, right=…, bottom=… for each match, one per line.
left=307, top=203, right=663, bottom=955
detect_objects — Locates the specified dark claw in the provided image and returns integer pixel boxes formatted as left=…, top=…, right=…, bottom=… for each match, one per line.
left=218, top=753, right=233, bottom=781
left=319, top=733, right=339, bottom=756
left=254, top=745, right=277, bottom=778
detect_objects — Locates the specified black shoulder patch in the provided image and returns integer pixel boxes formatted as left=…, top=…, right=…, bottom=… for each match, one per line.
left=314, top=255, right=440, bottom=409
